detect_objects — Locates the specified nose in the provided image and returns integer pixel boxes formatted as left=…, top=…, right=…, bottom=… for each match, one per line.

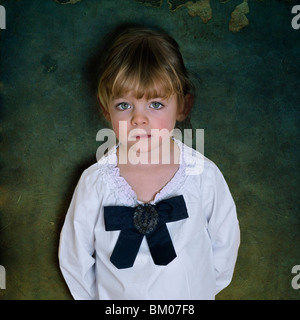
left=131, top=109, right=148, bottom=126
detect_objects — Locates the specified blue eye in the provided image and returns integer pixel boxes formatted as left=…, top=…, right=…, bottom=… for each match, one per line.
left=116, top=102, right=131, bottom=111
left=150, top=102, right=163, bottom=109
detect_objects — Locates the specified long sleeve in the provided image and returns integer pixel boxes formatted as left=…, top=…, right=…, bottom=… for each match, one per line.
left=202, top=163, right=240, bottom=295
left=58, top=165, right=101, bottom=300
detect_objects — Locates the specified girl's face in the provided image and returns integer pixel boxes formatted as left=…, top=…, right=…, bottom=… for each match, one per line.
left=104, top=91, right=185, bottom=158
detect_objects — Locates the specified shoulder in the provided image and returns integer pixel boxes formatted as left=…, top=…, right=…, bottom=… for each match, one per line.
left=80, top=145, right=118, bottom=185
left=178, top=140, right=223, bottom=182
left=176, top=141, right=233, bottom=203
left=76, top=149, right=114, bottom=196
left=76, top=145, right=122, bottom=204
left=79, top=162, right=102, bottom=186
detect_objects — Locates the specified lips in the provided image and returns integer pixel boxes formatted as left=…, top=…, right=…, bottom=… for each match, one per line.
left=134, top=134, right=151, bottom=140
left=128, top=130, right=151, bottom=140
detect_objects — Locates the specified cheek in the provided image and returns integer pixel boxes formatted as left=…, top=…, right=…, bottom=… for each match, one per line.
left=111, top=119, right=129, bottom=142
left=154, top=116, right=176, bottom=132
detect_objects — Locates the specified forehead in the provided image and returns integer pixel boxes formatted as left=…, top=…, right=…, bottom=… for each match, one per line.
left=111, top=64, right=179, bottom=97
left=111, top=80, right=176, bottom=101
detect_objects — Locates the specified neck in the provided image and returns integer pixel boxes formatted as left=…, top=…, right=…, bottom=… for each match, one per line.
left=117, top=138, right=180, bottom=167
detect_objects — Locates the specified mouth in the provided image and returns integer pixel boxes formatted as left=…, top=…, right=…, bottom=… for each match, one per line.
left=134, top=135, right=151, bottom=140
left=134, top=134, right=151, bottom=140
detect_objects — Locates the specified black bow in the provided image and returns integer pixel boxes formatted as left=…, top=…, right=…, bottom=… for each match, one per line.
left=104, top=195, right=188, bottom=269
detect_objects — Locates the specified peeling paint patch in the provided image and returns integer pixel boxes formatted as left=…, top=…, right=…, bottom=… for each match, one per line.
left=229, top=0, right=249, bottom=33
left=55, top=0, right=81, bottom=5
left=135, top=0, right=252, bottom=33
left=167, top=0, right=212, bottom=24
left=185, top=0, right=212, bottom=24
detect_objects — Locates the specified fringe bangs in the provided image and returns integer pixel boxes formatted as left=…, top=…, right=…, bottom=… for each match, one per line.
left=98, top=27, right=191, bottom=109
left=110, top=65, right=181, bottom=101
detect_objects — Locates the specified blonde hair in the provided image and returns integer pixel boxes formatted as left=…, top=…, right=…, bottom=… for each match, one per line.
left=98, top=26, right=193, bottom=110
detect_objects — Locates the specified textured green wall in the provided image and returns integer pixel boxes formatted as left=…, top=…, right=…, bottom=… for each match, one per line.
left=0, top=0, right=299, bottom=300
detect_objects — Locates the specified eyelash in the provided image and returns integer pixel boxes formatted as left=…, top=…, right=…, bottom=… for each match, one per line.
left=150, top=102, right=164, bottom=109
left=116, top=102, right=131, bottom=111
left=115, top=101, right=164, bottom=111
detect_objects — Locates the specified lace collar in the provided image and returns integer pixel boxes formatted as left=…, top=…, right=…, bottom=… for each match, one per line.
left=97, top=139, right=189, bottom=206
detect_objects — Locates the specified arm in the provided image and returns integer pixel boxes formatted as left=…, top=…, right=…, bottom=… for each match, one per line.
left=203, top=163, right=240, bottom=295
left=58, top=167, right=100, bottom=300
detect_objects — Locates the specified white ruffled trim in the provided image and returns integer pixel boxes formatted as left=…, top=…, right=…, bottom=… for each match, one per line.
left=96, top=139, right=202, bottom=206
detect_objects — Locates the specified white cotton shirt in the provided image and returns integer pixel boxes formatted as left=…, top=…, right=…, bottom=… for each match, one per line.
left=58, top=140, right=240, bottom=300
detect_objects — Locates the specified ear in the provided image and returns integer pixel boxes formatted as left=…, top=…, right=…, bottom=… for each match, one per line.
left=176, top=93, right=194, bottom=122
left=98, top=97, right=111, bottom=122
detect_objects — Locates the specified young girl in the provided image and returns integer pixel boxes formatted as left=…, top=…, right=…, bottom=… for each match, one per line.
left=59, top=26, right=240, bottom=300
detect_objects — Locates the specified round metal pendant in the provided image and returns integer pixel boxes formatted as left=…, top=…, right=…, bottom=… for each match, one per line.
left=133, top=204, right=158, bottom=235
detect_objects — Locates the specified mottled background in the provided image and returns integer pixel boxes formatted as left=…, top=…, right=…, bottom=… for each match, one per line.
left=0, top=0, right=299, bottom=300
